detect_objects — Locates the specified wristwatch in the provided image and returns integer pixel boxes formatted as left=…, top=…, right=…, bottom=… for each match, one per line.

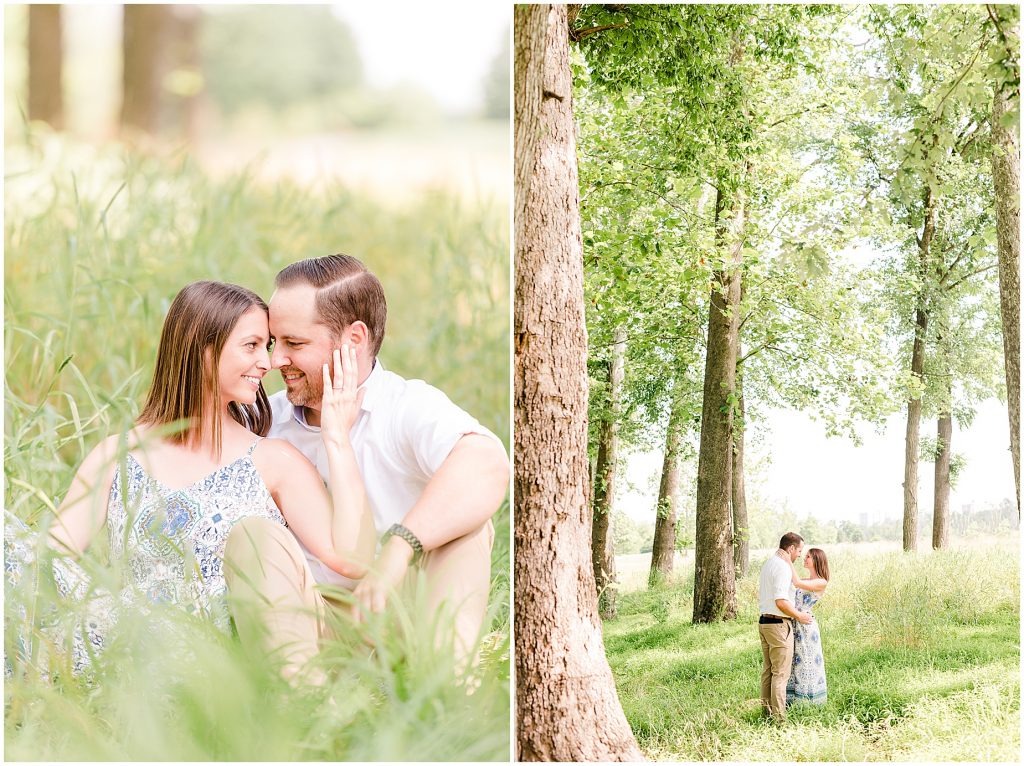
left=382, top=523, right=424, bottom=565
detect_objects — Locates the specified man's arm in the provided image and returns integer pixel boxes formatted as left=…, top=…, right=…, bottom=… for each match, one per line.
left=400, top=433, right=509, bottom=550
left=352, top=433, right=509, bottom=617
left=776, top=598, right=813, bottom=624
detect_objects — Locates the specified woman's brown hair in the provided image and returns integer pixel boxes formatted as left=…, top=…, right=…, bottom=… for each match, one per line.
left=808, top=547, right=830, bottom=581
left=136, top=281, right=271, bottom=457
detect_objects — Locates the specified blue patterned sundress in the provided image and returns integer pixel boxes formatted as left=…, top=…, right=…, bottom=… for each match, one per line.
left=107, top=437, right=287, bottom=627
left=786, top=587, right=827, bottom=705
left=5, top=437, right=286, bottom=673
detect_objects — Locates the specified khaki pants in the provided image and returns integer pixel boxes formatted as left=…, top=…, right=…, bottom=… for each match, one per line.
left=223, top=517, right=494, bottom=680
left=759, top=619, right=794, bottom=720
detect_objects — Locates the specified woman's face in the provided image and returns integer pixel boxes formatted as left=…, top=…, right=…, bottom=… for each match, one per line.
left=217, top=306, right=271, bottom=406
left=804, top=552, right=814, bottom=572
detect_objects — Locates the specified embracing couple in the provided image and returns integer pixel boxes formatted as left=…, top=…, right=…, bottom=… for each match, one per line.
left=6, top=254, right=509, bottom=682
left=757, top=532, right=831, bottom=722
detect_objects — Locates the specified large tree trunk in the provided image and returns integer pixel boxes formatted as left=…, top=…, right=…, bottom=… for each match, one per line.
left=649, top=391, right=684, bottom=587
left=732, top=370, right=749, bottom=578
left=513, top=5, right=643, bottom=761
left=28, top=5, right=63, bottom=129
left=592, top=325, right=626, bottom=619
left=121, top=4, right=171, bottom=135
left=692, top=182, right=743, bottom=624
left=904, top=188, right=936, bottom=553
left=991, top=75, right=1021, bottom=517
left=933, top=407, right=952, bottom=550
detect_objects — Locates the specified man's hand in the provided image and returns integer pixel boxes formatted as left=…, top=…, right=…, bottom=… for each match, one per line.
left=775, top=597, right=811, bottom=624
left=352, top=534, right=415, bottom=620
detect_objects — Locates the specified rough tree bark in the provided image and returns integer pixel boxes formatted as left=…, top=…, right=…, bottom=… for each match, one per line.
left=692, top=180, right=744, bottom=624
left=933, top=406, right=952, bottom=550
left=592, top=325, right=626, bottom=619
left=28, top=4, right=63, bottom=129
left=121, top=4, right=171, bottom=135
left=732, top=369, right=749, bottom=578
left=903, top=187, right=936, bottom=553
left=514, top=5, right=643, bottom=761
left=991, top=70, right=1021, bottom=517
left=649, top=390, right=684, bottom=587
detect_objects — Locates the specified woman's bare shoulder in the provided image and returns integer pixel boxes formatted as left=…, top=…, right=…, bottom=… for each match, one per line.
left=255, top=437, right=310, bottom=461
left=85, top=432, right=137, bottom=467
left=251, top=438, right=318, bottom=487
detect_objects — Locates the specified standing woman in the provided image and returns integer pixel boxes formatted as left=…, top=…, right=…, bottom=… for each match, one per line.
left=787, top=547, right=830, bottom=705
left=5, top=281, right=376, bottom=682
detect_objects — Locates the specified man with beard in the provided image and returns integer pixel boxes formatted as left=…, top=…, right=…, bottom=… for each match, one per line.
left=232, top=253, right=508, bottom=667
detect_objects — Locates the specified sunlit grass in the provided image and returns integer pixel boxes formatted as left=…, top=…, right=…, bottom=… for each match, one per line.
left=4, top=129, right=510, bottom=760
left=605, top=540, right=1020, bottom=761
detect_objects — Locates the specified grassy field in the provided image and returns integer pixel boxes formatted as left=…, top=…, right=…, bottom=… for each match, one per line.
left=605, top=538, right=1020, bottom=761
left=4, top=130, right=510, bottom=760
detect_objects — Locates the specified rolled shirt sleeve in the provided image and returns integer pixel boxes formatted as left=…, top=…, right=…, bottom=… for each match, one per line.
left=399, top=381, right=504, bottom=477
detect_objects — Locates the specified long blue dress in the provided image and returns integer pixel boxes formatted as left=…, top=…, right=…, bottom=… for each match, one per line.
left=786, top=587, right=827, bottom=705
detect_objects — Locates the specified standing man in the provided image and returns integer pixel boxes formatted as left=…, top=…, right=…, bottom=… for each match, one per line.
left=265, top=253, right=509, bottom=662
left=758, top=532, right=812, bottom=722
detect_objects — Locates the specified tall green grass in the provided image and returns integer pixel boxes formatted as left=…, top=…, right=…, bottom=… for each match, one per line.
left=4, top=130, right=510, bottom=760
left=605, top=540, right=1020, bottom=761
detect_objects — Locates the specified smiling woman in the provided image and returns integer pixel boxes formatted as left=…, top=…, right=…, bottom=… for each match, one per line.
left=5, top=280, right=375, bottom=680
left=135, top=282, right=274, bottom=460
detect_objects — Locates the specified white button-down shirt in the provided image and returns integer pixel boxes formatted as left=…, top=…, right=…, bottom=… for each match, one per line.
left=267, top=360, right=503, bottom=587
left=758, top=552, right=796, bottom=617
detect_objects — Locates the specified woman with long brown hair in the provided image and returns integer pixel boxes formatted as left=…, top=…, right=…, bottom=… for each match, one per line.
left=787, top=546, right=829, bottom=705
left=6, top=280, right=376, bottom=681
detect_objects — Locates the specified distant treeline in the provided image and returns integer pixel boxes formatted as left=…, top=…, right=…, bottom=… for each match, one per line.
left=614, top=499, right=1019, bottom=556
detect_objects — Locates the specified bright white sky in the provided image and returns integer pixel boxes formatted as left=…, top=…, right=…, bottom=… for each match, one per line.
left=331, top=3, right=509, bottom=114
left=620, top=398, right=1015, bottom=526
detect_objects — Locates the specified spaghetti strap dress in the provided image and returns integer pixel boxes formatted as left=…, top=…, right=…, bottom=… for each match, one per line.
left=5, top=437, right=287, bottom=673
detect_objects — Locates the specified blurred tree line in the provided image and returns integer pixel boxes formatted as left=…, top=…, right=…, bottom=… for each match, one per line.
left=23, top=4, right=509, bottom=141
left=613, top=496, right=1019, bottom=556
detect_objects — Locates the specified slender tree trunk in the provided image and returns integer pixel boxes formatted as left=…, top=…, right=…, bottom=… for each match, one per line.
left=991, top=77, right=1021, bottom=516
left=28, top=5, right=63, bottom=129
left=903, top=308, right=927, bottom=552
left=649, top=391, right=684, bottom=587
left=693, top=181, right=743, bottom=623
left=121, top=4, right=171, bottom=135
left=513, top=5, right=643, bottom=761
left=592, top=363, right=613, bottom=599
left=933, top=407, right=952, bottom=550
left=904, top=187, right=936, bottom=552
left=592, top=325, right=626, bottom=619
left=732, top=370, right=749, bottom=578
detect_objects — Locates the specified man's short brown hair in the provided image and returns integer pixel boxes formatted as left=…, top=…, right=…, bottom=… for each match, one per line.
left=275, top=254, right=387, bottom=357
left=779, top=532, right=804, bottom=551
